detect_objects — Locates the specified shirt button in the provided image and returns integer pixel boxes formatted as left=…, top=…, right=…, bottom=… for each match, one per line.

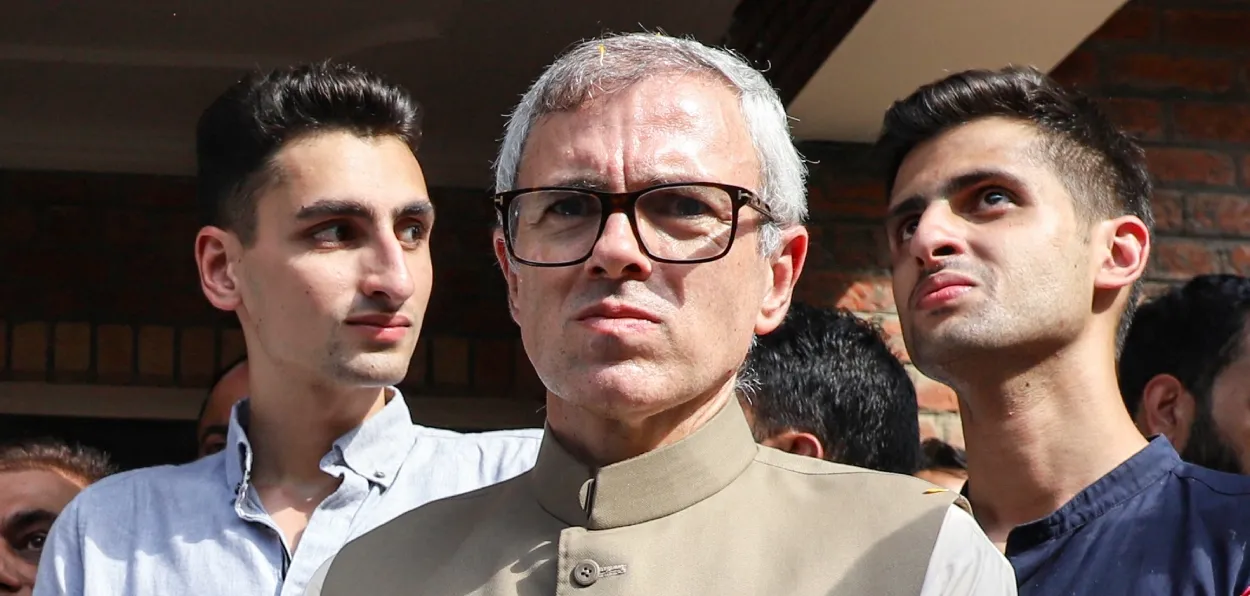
left=571, top=559, right=600, bottom=587
left=373, top=470, right=386, bottom=479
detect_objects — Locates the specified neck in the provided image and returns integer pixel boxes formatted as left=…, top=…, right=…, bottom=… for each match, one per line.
left=546, top=380, right=735, bottom=467
left=246, top=363, right=389, bottom=486
left=952, top=333, right=1147, bottom=543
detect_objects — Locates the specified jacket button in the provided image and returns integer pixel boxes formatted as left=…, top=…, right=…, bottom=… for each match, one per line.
left=571, top=559, right=600, bottom=587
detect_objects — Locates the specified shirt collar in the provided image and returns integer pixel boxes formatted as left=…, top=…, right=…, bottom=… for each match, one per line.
left=222, top=388, right=417, bottom=496
left=1003, top=435, right=1181, bottom=555
left=529, top=396, right=759, bottom=530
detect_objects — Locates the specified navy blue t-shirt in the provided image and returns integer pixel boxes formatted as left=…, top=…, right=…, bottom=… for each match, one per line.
left=986, top=437, right=1250, bottom=595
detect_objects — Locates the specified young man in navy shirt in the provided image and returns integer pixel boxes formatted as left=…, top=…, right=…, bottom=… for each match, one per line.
left=877, top=66, right=1250, bottom=594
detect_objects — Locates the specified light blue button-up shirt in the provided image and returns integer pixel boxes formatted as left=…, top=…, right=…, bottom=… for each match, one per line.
left=34, top=391, right=542, bottom=596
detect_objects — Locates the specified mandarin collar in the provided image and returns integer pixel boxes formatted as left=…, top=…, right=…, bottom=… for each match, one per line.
left=529, top=397, right=758, bottom=530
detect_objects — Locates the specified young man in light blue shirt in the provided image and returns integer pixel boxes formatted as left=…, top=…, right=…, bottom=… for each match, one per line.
left=35, top=61, right=541, bottom=596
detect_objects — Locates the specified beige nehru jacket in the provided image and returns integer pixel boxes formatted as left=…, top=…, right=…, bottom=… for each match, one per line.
left=307, top=399, right=1014, bottom=595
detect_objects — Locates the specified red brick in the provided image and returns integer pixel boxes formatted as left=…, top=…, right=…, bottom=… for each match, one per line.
left=1188, top=193, right=1250, bottom=236
left=1146, top=148, right=1235, bottom=186
left=1164, top=9, right=1250, bottom=51
left=431, top=336, right=470, bottom=387
left=1173, top=102, right=1250, bottom=143
left=807, top=177, right=887, bottom=218
left=1152, top=190, right=1185, bottom=233
left=1102, top=98, right=1165, bottom=141
left=1149, top=239, right=1221, bottom=280
left=1231, top=245, right=1250, bottom=276
left=1091, top=5, right=1157, bottom=42
left=1108, top=53, right=1235, bottom=93
left=1050, top=50, right=1099, bottom=88
left=914, top=375, right=958, bottom=413
left=794, top=272, right=895, bottom=312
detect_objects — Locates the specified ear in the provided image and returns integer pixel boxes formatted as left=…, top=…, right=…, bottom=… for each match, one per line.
left=760, top=429, right=826, bottom=460
left=1138, top=373, right=1196, bottom=451
left=1093, top=215, right=1150, bottom=292
left=195, top=226, right=243, bottom=312
left=493, top=228, right=521, bottom=322
left=755, top=225, right=809, bottom=335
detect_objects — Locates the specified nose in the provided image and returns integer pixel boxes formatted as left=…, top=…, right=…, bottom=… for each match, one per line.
left=0, top=552, right=32, bottom=594
left=909, top=203, right=967, bottom=269
left=359, top=234, right=417, bottom=306
left=584, top=212, right=652, bottom=280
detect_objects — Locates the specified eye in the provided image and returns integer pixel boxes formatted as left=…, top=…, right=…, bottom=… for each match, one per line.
left=19, top=531, right=48, bottom=554
left=548, top=196, right=593, bottom=217
left=978, top=188, right=1013, bottom=208
left=896, top=217, right=919, bottom=243
left=397, top=222, right=428, bottom=245
left=310, top=223, right=354, bottom=246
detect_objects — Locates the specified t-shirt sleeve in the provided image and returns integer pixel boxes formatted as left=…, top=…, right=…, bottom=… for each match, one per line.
left=32, top=495, right=86, bottom=596
left=918, top=505, right=1018, bottom=596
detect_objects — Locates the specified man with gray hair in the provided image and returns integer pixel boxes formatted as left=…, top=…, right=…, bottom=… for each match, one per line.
left=308, top=32, right=1013, bottom=595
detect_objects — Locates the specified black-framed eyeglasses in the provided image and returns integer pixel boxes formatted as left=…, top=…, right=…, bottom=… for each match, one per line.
left=492, top=182, right=773, bottom=267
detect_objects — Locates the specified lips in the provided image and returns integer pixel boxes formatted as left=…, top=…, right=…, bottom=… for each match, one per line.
left=345, top=314, right=413, bottom=328
left=911, top=272, right=977, bottom=311
left=574, top=301, right=661, bottom=324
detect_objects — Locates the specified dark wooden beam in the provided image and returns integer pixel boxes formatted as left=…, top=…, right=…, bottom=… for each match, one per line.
left=722, top=0, right=876, bottom=105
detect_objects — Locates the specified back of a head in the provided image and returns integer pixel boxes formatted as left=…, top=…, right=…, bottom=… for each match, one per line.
left=875, top=66, right=1154, bottom=350
left=493, top=32, right=809, bottom=253
left=740, top=302, right=920, bottom=474
left=1119, top=274, right=1250, bottom=414
left=0, top=437, right=116, bottom=486
left=196, top=61, right=421, bottom=245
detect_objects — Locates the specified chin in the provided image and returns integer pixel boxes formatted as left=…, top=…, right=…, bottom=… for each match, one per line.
left=331, top=354, right=410, bottom=387
left=549, top=362, right=675, bottom=412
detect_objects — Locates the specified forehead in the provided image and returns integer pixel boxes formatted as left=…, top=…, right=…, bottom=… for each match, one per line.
left=890, top=117, right=1055, bottom=204
left=260, top=131, right=427, bottom=213
left=516, top=74, right=759, bottom=189
left=0, top=469, right=82, bottom=518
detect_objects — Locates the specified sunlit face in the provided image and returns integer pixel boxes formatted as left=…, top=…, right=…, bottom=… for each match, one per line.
left=885, top=118, right=1093, bottom=381
left=496, top=74, right=805, bottom=421
left=197, top=360, right=249, bottom=458
left=0, top=469, right=85, bottom=595
left=227, top=131, right=434, bottom=390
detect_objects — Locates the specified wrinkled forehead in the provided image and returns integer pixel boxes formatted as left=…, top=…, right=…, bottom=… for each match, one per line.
left=0, top=469, right=84, bottom=514
left=516, top=75, right=759, bottom=190
left=889, top=118, right=1050, bottom=205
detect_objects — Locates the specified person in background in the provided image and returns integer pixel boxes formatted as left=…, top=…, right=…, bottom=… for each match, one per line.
left=0, top=438, right=114, bottom=595
left=309, top=32, right=1013, bottom=596
left=1119, top=274, right=1250, bottom=475
left=196, top=355, right=249, bottom=458
left=35, top=61, right=541, bottom=596
left=738, top=301, right=921, bottom=474
left=915, top=438, right=967, bottom=493
left=879, top=65, right=1250, bottom=593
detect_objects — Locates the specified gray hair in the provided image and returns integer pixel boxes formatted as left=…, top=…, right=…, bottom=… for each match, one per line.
left=493, top=32, right=808, bottom=254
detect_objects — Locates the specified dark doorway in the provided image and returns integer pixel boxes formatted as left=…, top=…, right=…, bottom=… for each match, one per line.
left=0, top=414, right=196, bottom=471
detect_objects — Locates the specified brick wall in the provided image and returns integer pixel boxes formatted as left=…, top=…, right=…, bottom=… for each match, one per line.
left=796, top=0, right=1250, bottom=448
left=0, top=170, right=543, bottom=404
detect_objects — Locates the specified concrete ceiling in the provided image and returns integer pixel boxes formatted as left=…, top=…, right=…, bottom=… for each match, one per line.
left=0, top=0, right=739, bottom=188
left=788, top=0, right=1129, bottom=142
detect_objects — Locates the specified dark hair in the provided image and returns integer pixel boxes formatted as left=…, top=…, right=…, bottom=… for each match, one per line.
left=197, top=354, right=248, bottom=426
left=875, top=66, right=1154, bottom=351
left=919, top=438, right=967, bottom=472
left=1119, top=274, right=1250, bottom=416
left=0, top=437, right=116, bottom=485
left=197, top=61, right=422, bottom=244
left=739, top=302, right=921, bottom=474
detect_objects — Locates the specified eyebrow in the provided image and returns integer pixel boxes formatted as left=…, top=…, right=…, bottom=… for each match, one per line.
left=295, top=198, right=434, bottom=221
left=886, top=168, right=1025, bottom=221
left=3, top=509, right=57, bottom=534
